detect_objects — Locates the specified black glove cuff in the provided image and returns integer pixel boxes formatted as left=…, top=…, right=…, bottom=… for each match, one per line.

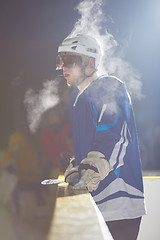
left=65, top=169, right=80, bottom=186
left=78, top=163, right=98, bottom=173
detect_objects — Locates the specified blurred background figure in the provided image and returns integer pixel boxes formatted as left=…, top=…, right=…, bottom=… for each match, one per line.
left=38, top=101, right=73, bottom=176
left=0, top=122, right=52, bottom=239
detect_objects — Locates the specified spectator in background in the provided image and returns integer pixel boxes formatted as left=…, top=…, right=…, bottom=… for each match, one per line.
left=0, top=124, right=43, bottom=198
left=0, top=123, right=51, bottom=235
left=39, top=101, right=73, bottom=174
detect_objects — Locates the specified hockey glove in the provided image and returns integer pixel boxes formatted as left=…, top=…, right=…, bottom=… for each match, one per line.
left=64, top=157, right=80, bottom=186
left=72, top=151, right=110, bottom=192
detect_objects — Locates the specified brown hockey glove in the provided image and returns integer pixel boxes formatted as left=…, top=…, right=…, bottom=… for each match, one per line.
left=64, top=157, right=80, bottom=186
left=72, top=151, right=110, bottom=192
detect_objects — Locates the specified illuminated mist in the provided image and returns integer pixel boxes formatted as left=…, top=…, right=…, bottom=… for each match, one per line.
left=68, top=0, right=144, bottom=99
left=24, top=80, right=60, bottom=133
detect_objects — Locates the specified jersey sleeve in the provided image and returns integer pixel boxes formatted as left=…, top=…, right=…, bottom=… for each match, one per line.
left=90, top=77, right=132, bottom=171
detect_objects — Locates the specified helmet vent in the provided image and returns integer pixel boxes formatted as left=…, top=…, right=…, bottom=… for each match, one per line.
left=87, top=48, right=97, bottom=53
left=71, top=46, right=77, bottom=50
left=72, top=40, right=78, bottom=44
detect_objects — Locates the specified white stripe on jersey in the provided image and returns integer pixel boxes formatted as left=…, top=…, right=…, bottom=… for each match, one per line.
left=109, top=121, right=129, bottom=170
left=93, top=178, right=144, bottom=204
left=97, top=195, right=146, bottom=221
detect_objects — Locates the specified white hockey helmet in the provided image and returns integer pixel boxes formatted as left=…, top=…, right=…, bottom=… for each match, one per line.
left=56, top=34, right=101, bottom=70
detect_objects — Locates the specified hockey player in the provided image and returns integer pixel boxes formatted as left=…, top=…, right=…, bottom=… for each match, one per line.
left=56, top=35, right=146, bottom=240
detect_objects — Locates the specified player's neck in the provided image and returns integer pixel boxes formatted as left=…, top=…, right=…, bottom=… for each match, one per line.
left=77, top=73, right=98, bottom=92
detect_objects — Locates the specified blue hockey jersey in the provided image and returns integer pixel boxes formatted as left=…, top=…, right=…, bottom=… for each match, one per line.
left=70, top=75, right=146, bottom=221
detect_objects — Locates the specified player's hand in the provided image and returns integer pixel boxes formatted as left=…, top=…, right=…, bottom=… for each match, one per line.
left=64, top=157, right=80, bottom=185
left=72, top=151, right=110, bottom=192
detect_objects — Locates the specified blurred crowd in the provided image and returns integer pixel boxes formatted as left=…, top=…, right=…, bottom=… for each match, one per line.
left=0, top=100, right=73, bottom=240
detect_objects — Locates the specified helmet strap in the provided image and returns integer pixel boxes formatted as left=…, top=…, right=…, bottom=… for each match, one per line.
left=77, top=57, right=97, bottom=86
left=77, top=66, right=97, bottom=87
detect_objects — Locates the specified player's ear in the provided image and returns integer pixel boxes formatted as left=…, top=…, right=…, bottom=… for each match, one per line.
left=88, top=57, right=95, bottom=68
left=85, top=57, right=96, bottom=76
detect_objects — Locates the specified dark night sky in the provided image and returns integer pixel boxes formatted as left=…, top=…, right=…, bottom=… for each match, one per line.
left=0, top=0, right=160, bottom=169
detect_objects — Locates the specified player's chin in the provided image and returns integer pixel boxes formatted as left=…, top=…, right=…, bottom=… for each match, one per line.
left=66, top=78, right=74, bottom=87
left=66, top=80, right=74, bottom=87
left=66, top=82, right=72, bottom=87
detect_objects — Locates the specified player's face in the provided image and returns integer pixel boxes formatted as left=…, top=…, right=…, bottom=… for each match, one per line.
left=61, top=55, right=84, bottom=87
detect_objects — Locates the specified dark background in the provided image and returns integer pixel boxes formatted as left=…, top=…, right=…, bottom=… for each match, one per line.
left=0, top=0, right=160, bottom=170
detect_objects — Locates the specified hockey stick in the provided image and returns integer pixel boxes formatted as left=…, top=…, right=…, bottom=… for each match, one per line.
left=41, top=178, right=65, bottom=185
